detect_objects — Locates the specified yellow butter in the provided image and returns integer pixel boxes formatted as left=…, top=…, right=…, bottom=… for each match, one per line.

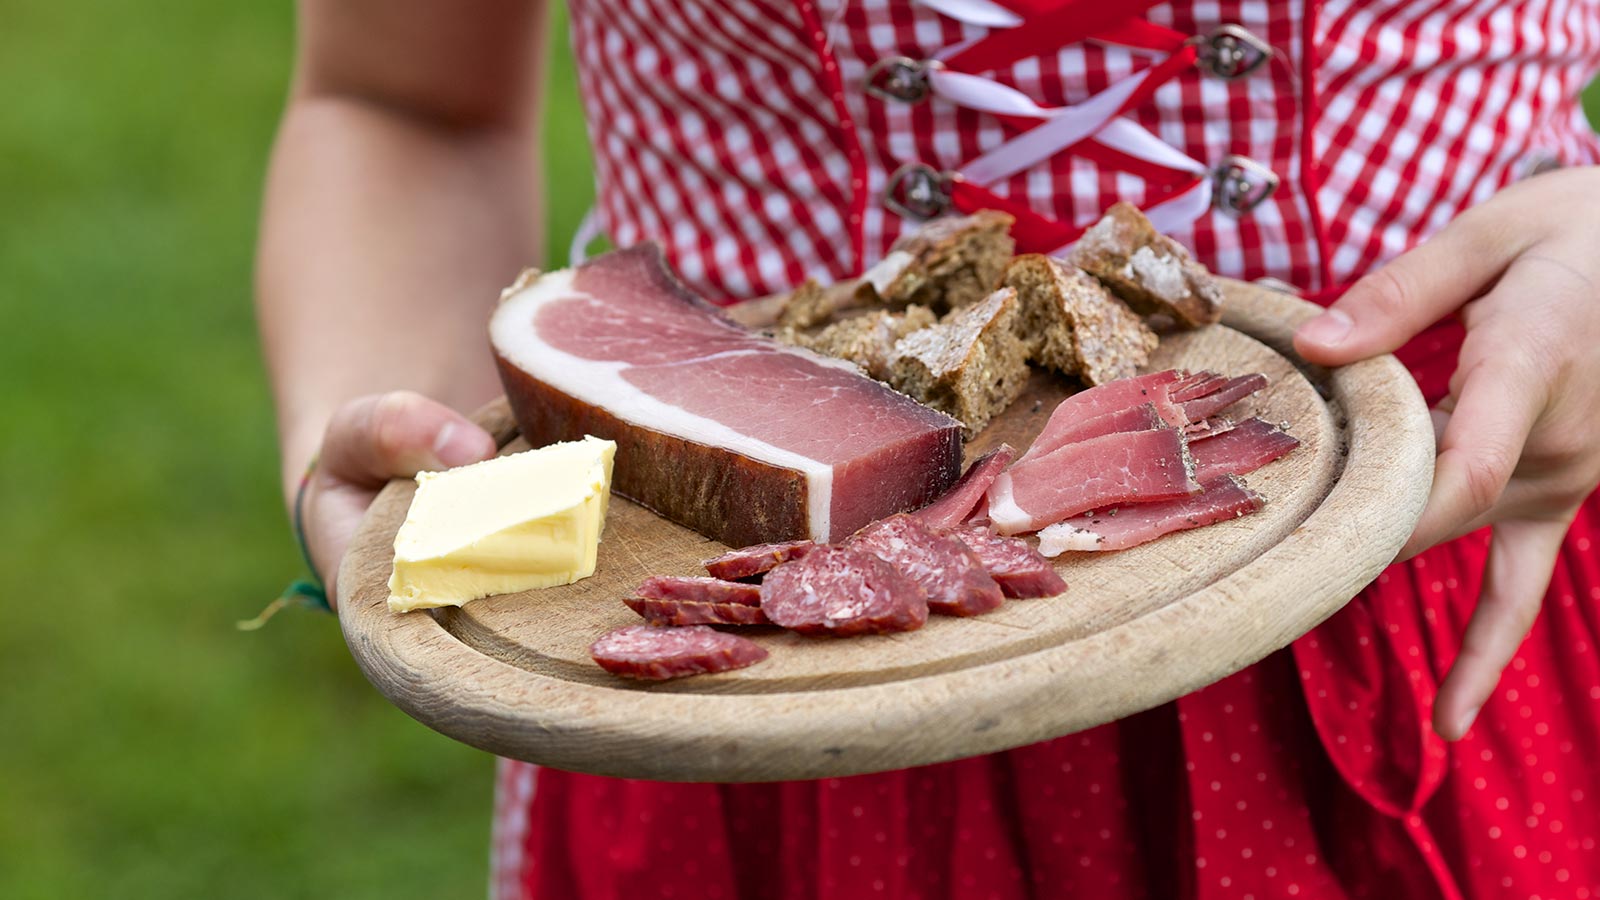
left=386, top=435, right=617, bottom=612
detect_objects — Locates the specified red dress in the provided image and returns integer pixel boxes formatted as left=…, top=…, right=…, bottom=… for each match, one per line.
left=494, top=1, right=1600, bottom=896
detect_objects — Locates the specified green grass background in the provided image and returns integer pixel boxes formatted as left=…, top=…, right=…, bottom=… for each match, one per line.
left=1, top=2, right=1596, bottom=896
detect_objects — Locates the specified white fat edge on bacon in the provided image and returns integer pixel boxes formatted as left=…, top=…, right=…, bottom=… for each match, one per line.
left=984, top=472, right=1034, bottom=535
left=493, top=268, right=849, bottom=540
left=1035, top=521, right=1104, bottom=557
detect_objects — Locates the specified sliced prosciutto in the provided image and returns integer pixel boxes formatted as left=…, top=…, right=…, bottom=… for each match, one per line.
left=946, top=526, right=1066, bottom=598
left=986, top=428, right=1200, bottom=535
left=1016, top=370, right=1188, bottom=465
left=1180, top=373, right=1268, bottom=421
left=1035, top=475, right=1265, bottom=554
left=702, top=540, right=819, bottom=581
left=492, top=246, right=963, bottom=548
left=1190, top=417, right=1301, bottom=482
left=1170, top=371, right=1225, bottom=402
left=913, top=444, right=1016, bottom=530
left=1182, top=416, right=1236, bottom=440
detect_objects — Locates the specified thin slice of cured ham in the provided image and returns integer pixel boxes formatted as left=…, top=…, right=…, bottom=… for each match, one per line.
left=946, top=526, right=1066, bottom=598
left=635, top=575, right=761, bottom=607
left=1183, top=416, right=1236, bottom=440
left=1190, top=417, right=1301, bottom=482
left=1170, top=371, right=1224, bottom=402
left=492, top=246, right=964, bottom=547
left=702, top=540, right=819, bottom=581
left=590, top=625, right=769, bottom=680
left=760, top=545, right=929, bottom=636
left=986, top=428, right=1200, bottom=535
left=913, top=444, right=1016, bottom=530
left=1035, top=475, right=1265, bottom=554
left=1015, top=370, right=1188, bottom=465
left=1179, top=373, right=1268, bottom=421
left=850, top=515, right=1004, bottom=617
left=623, top=596, right=771, bottom=627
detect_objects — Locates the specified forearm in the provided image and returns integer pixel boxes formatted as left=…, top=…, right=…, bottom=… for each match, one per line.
left=255, top=97, right=540, bottom=499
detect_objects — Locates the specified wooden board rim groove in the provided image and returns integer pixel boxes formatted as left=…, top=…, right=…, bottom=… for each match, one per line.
left=338, top=281, right=1434, bottom=782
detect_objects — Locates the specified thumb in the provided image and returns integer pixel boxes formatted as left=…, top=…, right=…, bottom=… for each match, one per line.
left=1293, top=205, right=1525, bottom=367
left=319, top=391, right=498, bottom=488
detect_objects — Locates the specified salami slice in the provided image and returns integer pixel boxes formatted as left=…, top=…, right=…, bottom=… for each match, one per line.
left=702, top=540, right=819, bottom=581
left=849, top=515, right=1004, bottom=617
left=947, top=526, right=1067, bottom=599
left=635, top=575, right=762, bottom=606
left=589, top=624, right=769, bottom=680
left=759, top=545, right=929, bottom=636
left=623, top=596, right=772, bottom=627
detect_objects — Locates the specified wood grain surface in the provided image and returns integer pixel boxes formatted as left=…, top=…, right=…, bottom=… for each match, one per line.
left=337, top=280, right=1434, bottom=782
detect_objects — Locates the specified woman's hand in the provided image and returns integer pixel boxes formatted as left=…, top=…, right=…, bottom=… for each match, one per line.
left=1293, top=166, right=1600, bottom=742
left=301, top=392, right=497, bottom=608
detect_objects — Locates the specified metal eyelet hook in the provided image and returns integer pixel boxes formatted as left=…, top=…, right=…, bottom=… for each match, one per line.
left=883, top=163, right=954, bottom=220
left=865, top=56, right=934, bottom=104
left=1212, top=155, right=1279, bottom=216
left=1196, top=23, right=1272, bottom=80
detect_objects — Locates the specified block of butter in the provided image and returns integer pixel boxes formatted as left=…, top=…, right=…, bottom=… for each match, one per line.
left=387, top=435, right=617, bottom=612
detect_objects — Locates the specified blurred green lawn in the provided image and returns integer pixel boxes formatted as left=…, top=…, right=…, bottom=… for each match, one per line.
left=1, top=2, right=1597, bottom=896
left=0, top=3, right=590, bottom=898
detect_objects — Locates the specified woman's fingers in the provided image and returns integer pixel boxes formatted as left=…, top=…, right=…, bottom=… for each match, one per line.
left=1433, top=517, right=1570, bottom=740
left=1294, top=201, right=1529, bottom=367
left=307, top=391, right=498, bottom=607
left=319, top=390, right=497, bottom=488
left=1401, top=348, right=1546, bottom=558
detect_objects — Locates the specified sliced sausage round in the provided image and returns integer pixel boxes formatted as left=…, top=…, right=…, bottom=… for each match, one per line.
left=759, top=545, right=928, bottom=636
left=590, top=625, right=769, bottom=680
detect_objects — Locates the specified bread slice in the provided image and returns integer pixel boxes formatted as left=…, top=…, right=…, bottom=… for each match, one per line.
left=776, top=278, right=877, bottom=331
left=800, top=305, right=938, bottom=380
left=889, top=287, right=1030, bottom=438
left=879, top=211, right=1016, bottom=313
left=1070, top=201, right=1223, bottom=329
left=1003, top=254, right=1156, bottom=386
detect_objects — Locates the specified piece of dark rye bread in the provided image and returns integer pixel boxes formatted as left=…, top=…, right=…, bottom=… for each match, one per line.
left=1002, top=254, right=1157, bottom=386
left=878, top=210, right=1016, bottom=312
left=889, top=286, right=1030, bottom=438
left=797, top=305, right=938, bottom=380
left=775, top=277, right=874, bottom=331
left=1070, top=201, right=1224, bottom=330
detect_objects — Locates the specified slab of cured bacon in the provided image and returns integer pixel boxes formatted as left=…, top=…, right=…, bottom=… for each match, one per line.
left=491, top=246, right=964, bottom=548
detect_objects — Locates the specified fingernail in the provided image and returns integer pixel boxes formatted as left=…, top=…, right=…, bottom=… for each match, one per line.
left=432, top=422, right=490, bottom=467
left=1458, top=704, right=1481, bottom=736
left=1298, top=309, right=1353, bottom=347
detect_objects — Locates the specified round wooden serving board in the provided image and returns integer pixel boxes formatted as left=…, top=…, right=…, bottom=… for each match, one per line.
left=338, top=280, right=1434, bottom=782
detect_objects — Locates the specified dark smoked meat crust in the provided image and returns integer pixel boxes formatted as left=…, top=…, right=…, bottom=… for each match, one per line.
left=497, top=354, right=811, bottom=547
left=590, top=624, right=769, bottom=680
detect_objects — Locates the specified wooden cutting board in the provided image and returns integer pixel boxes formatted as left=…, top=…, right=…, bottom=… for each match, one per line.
left=337, top=280, right=1434, bottom=782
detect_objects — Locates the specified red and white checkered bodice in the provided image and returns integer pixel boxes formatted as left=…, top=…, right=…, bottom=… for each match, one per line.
left=569, top=0, right=1600, bottom=302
